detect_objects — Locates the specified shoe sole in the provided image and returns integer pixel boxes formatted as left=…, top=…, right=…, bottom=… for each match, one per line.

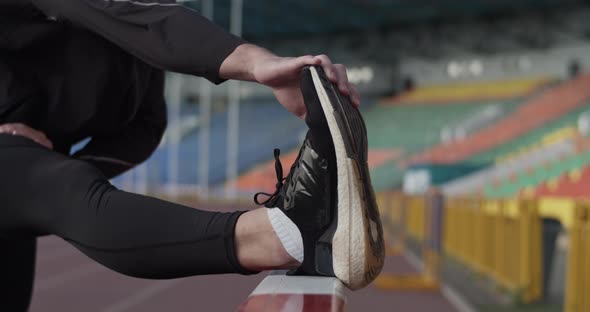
left=308, top=66, right=385, bottom=290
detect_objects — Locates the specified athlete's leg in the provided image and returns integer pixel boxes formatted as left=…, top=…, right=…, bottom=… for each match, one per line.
left=0, top=134, right=293, bottom=278
left=0, top=237, right=36, bottom=311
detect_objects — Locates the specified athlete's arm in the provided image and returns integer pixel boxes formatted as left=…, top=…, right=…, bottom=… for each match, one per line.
left=31, top=0, right=245, bottom=84
left=219, top=44, right=361, bottom=119
left=71, top=70, right=167, bottom=178
left=31, top=0, right=361, bottom=119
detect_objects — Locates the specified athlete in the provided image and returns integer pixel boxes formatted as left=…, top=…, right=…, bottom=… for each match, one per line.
left=0, top=1, right=385, bottom=310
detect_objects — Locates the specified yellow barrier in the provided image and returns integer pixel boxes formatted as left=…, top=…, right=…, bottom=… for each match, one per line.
left=378, top=191, right=406, bottom=255
left=406, top=196, right=426, bottom=241
left=565, top=202, right=590, bottom=312
left=378, top=192, right=590, bottom=310
left=442, top=197, right=543, bottom=301
left=375, top=191, right=442, bottom=291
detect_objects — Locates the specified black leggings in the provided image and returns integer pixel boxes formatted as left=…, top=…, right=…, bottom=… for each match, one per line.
left=0, top=134, right=252, bottom=311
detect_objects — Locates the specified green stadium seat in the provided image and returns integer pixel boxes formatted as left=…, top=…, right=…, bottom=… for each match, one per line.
left=365, top=100, right=522, bottom=190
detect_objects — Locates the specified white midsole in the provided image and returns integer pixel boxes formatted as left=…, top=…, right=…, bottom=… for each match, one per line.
left=309, top=67, right=367, bottom=289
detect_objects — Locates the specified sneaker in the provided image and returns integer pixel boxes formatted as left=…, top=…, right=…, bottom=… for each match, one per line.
left=254, top=65, right=385, bottom=290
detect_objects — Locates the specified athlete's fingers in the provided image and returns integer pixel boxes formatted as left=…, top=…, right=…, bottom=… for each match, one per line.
left=348, top=82, right=361, bottom=107
left=296, top=55, right=321, bottom=68
left=314, top=54, right=339, bottom=83
left=16, top=124, right=43, bottom=146
left=333, top=64, right=351, bottom=96
left=283, top=55, right=320, bottom=74
left=32, top=131, right=54, bottom=150
left=0, top=124, right=17, bottom=134
left=27, top=128, right=54, bottom=150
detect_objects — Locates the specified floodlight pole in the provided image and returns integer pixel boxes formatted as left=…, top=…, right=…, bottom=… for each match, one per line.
left=226, top=0, right=243, bottom=199
left=198, top=0, right=214, bottom=199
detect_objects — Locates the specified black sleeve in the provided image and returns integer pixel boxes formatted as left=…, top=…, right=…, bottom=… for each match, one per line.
left=31, top=0, right=247, bottom=84
left=72, top=70, right=167, bottom=179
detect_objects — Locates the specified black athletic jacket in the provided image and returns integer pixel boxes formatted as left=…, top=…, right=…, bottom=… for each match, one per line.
left=0, top=0, right=246, bottom=178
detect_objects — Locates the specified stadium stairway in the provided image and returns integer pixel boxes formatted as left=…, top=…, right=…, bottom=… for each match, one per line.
left=407, top=74, right=590, bottom=165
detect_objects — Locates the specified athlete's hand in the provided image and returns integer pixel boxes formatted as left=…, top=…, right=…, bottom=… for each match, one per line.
left=220, top=44, right=361, bottom=119
left=0, top=123, right=53, bottom=149
left=254, top=54, right=361, bottom=119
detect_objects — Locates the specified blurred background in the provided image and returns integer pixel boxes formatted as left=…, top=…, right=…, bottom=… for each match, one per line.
left=35, top=0, right=590, bottom=311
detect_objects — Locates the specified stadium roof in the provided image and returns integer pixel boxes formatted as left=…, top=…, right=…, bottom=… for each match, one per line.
left=186, top=0, right=587, bottom=39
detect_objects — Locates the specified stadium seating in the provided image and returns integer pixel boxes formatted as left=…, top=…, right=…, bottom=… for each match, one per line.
left=358, top=100, right=520, bottom=190
left=485, top=148, right=590, bottom=198
left=468, top=105, right=590, bottom=164
left=355, top=77, right=556, bottom=190
left=442, top=107, right=590, bottom=196
left=366, top=79, right=552, bottom=189
left=407, top=74, right=590, bottom=165
left=442, top=139, right=576, bottom=196
left=236, top=99, right=411, bottom=193
left=365, top=102, right=486, bottom=153
left=533, top=165, right=590, bottom=198
left=390, top=77, right=552, bottom=104
left=235, top=99, right=492, bottom=192
left=145, top=99, right=307, bottom=186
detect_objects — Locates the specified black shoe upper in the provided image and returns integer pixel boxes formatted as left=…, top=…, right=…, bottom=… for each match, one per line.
left=254, top=134, right=337, bottom=277
left=253, top=66, right=341, bottom=276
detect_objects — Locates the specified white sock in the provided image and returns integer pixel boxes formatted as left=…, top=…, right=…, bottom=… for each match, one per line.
left=266, top=208, right=304, bottom=263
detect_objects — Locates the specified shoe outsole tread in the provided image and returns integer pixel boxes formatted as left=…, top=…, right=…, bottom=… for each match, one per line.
left=307, top=66, right=385, bottom=290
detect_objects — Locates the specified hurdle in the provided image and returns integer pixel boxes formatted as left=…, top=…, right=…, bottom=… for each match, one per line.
left=237, top=271, right=347, bottom=312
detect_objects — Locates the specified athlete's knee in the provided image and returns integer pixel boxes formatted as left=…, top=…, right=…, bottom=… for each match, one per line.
left=46, top=159, right=117, bottom=226
left=50, top=158, right=111, bottom=196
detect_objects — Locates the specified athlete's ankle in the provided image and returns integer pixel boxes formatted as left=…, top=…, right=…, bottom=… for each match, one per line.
left=234, top=208, right=301, bottom=271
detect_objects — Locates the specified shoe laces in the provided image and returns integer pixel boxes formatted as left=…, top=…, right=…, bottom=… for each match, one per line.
left=254, top=148, right=294, bottom=207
